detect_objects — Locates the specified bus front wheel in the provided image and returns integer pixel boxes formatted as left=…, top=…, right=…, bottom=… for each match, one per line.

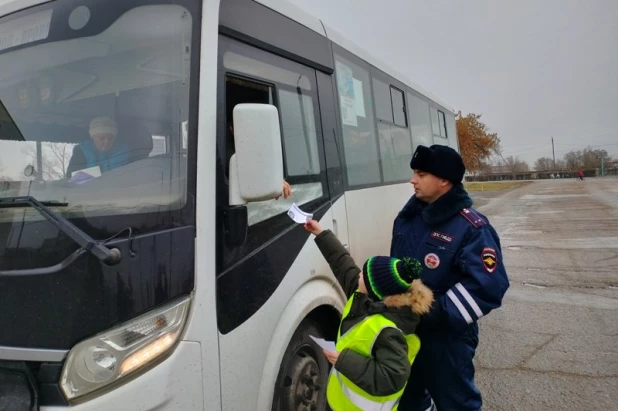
left=272, top=319, right=330, bottom=411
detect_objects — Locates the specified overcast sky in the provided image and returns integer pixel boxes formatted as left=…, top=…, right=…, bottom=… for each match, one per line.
left=288, top=0, right=618, bottom=166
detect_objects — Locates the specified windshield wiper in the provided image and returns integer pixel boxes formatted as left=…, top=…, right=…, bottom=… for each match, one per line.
left=0, top=196, right=122, bottom=265
left=0, top=198, right=68, bottom=207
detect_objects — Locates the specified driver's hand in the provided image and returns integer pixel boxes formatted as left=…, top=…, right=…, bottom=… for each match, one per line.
left=282, top=180, right=292, bottom=199
left=275, top=180, right=292, bottom=200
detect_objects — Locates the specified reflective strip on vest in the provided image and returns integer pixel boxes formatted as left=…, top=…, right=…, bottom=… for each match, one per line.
left=327, top=293, right=421, bottom=411
left=333, top=369, right=400, bottom=411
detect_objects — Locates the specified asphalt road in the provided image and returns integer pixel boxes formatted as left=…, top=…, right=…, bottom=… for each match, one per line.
left=471, top=178, right=618, bottom=411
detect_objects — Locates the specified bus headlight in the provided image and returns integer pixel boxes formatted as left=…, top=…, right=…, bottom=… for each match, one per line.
left=60, top=296, right=191, bottom=401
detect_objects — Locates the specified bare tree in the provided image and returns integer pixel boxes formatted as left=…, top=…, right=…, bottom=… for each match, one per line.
left=479, top=161, right=493, bottom=175
left=581, top=147, right=608, bottom=169
left=0, top=159, right=11, bottom=181
left=504, top=155, right=529, bottom=173
left=562, top=147, right=609, bottom=170
left=555, top=159, right=566, bottom=170
left=492, top=159, right=508, bottom=173
left=47, top=143, right=72, bottom=178
left=534, top=157, right=554, bottom=171
left=563, top=151, right=581, bottom=170
left=23, top=142, right=73, bottom=180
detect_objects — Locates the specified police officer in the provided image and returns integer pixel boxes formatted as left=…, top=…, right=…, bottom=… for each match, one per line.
left=392, top=144, right=509, bottom=411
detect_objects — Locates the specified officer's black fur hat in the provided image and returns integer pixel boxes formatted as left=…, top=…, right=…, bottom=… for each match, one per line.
left=410, top=145, right=466, bottom=183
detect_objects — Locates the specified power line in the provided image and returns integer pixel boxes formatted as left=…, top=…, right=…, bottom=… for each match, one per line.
left=500, top=142, right=547, bottom=148
left=558, top=131, right=618, bottom=142
left=501, top=146, right=551, bottom=156
left=500, top=140, right=618, bottom=156
left=555, top=142, right=618, bottom=148
left=499, top=130, right=617, bottom=151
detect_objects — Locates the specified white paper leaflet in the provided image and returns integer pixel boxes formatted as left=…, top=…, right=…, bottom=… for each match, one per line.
left=287, top=203, right=313, bottom=224
left=310, top=335, right=336, bottom=352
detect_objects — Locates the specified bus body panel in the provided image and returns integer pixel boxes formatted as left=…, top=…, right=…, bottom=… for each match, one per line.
left=330, top=194, right=351, bottom=255
left=41, top=342, right=204, bottom=411
left=218, top=206, right=345, bottom=411
left=0, top=0, right=50, bottom=17
left=344, top=183, right=413, bottom=266
left=181, top=0, right=222, bottom=409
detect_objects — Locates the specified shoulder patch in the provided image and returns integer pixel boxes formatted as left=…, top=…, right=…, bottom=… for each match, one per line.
left=459, top=208, right=487, bottom=228
left=482, top=247, right=498, bottom=273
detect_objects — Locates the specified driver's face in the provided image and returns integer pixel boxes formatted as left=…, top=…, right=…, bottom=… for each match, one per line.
left=91, top=133, right=116, bottom=151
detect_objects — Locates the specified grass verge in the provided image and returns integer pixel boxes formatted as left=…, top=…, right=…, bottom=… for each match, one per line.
left=464, top=181, right=530, bottom=192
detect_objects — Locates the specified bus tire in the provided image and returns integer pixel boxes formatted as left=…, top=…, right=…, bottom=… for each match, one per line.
left=272, top=319, right=330, bottom=411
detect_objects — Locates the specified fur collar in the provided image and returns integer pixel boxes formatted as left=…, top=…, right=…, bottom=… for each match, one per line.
left=399, top=183, right=473, bottom=226
left=383, top=279, right=434, bottom=315
left=347, top=280, right=434, bottom=335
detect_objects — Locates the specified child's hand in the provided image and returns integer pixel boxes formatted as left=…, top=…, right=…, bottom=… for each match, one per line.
left=304, top=219, right=323, bottom=236
left=323, top=349, right=339, bottom=365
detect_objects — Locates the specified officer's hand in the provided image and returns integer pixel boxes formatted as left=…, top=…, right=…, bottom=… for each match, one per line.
left=304, top=220, right=323, bottom=236
left=323, top=349, right=339, bottom=366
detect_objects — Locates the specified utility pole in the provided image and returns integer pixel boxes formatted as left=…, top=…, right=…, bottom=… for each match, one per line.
left=601, top=154, right=605, bottom=176
left=552, top=137, right=556, bottom=169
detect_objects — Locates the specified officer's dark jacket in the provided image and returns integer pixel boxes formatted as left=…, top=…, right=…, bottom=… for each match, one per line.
left=314, top=230, right=434, bottom=397
left=391, top=183, right=509, bottom=336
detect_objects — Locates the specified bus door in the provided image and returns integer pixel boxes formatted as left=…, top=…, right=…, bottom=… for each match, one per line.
left=215, top=34, right=333, bottom=409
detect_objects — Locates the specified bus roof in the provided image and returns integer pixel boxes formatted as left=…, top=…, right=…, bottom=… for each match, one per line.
left=254, top=0, right=455, bottom=113
left=0, top=0, right=47, bottom=18
left=0, top=0, right=455, bottom=113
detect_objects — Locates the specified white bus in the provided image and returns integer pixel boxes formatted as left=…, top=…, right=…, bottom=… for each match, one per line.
left=0, top=0, right=458, bottom=409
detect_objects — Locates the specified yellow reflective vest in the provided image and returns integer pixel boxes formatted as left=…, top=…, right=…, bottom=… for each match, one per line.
left=326, top=294, right=421, bottom=411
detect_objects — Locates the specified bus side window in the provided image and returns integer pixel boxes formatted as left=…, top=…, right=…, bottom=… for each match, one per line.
left=218, top=40, right=328, bottom=270
left=224, top=76, right=274, bottom=177
left=223, top=52, right=325, bottom=228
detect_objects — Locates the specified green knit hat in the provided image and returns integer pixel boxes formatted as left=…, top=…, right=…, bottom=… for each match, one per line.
left=362, top=256, right=423, bottom=300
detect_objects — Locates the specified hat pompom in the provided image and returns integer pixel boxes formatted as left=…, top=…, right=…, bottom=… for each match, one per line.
left=401, top=257, right=422, bottom=282
left=363, top=256, right=424, bottom=301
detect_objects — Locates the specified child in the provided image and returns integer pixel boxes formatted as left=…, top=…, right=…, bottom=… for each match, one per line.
left=304, top=219, right=434, bottom=411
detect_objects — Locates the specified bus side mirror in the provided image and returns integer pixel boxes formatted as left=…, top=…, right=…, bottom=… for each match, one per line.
left=229, top=104, right=284, bottom=206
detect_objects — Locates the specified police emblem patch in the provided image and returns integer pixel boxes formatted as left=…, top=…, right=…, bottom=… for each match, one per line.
left=482, top=247, right=497, bottom=273
left=424, top=253, right=440, bottom=269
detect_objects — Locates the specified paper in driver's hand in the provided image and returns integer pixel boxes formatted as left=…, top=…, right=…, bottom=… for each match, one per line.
left=71, top=165, right=101, bottom=178
left=287, top=203, right=313, bottom=224
left=310, top=335, right=336, bottom=352
left=70, top=166, right=102, bottom=185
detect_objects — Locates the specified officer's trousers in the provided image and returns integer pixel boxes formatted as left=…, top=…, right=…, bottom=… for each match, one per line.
left=399, top=323, right=482, bottom=411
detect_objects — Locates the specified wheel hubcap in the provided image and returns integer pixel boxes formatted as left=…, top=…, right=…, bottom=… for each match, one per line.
left=282, top=350, right=322, bottom=411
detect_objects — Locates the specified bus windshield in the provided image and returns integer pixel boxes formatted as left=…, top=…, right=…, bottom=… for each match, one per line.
left=0, top=1, right=194, bottom=222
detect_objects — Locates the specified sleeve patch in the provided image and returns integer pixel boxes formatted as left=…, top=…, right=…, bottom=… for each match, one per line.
left=482, top=247, right=498, bottom=273
left=460, top=208, right=487, bottom=228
